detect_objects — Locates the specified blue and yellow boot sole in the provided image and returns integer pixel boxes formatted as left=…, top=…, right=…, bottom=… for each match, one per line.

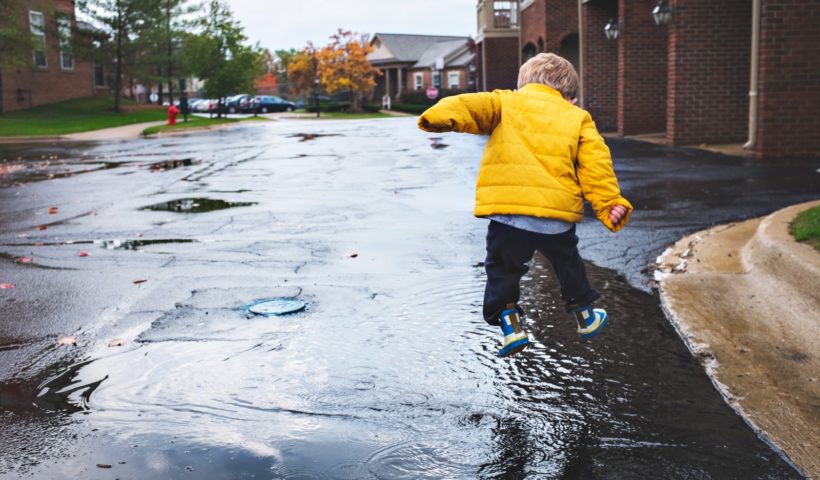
left=498, top=304, right=530, bottom=357
left=499, top=334, right=530, bottom=357
left=577, top=308, right=609, bottom=340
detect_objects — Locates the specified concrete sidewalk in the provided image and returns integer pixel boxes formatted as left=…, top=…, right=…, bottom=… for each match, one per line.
left=0, top=121, right=165, bottom=144
left=656, top=199, right=820, bottom=478
left=61, top=121, right=165, bottom=141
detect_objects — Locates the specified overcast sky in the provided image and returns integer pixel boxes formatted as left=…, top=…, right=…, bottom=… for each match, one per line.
left=227, top=0, right=477, bottom=51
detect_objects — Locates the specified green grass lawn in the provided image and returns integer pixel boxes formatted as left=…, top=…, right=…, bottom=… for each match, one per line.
left=142, top=115, right=268, bottom=136
left=790, top=205, right=820, bottom=251
left=0, top=96, right=167, bottom=136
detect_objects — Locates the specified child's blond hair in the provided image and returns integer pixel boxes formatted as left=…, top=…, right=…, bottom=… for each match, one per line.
left=517, top=53, right=579, bottom=99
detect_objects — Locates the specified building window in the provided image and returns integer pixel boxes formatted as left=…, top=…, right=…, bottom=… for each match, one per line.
left=29, top=11, right=47, bottom=68
left=494, top=1, right=518, bottom=28
left=414, top=72, right=423, bottom=90
left=94, top=63, right=106, bottom=87
left=447, top=71, right=460, bottom=89
left=432, top=71, right=441, bottom=88
left=523, top=43, right=537, bottom=61
left=58, top=15, right=74, bottom=71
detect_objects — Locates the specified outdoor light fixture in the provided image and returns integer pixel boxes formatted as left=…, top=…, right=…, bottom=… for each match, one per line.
left=652, top=0, right=673, bottom=25
left=604, top=18, right=619, bottom=40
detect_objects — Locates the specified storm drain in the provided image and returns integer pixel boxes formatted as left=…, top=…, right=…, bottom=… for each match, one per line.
left=243, top=298, right=306, bottom=317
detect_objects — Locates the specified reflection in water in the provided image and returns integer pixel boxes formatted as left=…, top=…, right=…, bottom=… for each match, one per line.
left=94, top=238, right=197, bottom=250
left=147, top=158, right=201, bottom=171
left=430, top=137, right=449, bottom=149
left=12, top=258, right=795, bottom=479
left=34, top=360, right=108, bottom=413
left=142, top=198, right=256, bottom=213
left=288, top=133, right=342, bottom=142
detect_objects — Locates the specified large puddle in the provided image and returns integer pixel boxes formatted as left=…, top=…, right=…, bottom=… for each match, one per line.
left=142, top=198, right=257, bottom=213
left=2, top=261, right=797, bottom=479
left=1, top=119, right=814, bottom=479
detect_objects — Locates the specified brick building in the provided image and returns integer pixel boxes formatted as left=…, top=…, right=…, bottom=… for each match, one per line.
left=479, top=0, right=820, bottom=158
left=1, top=0, right=102, bottom=113
left=368, top=33, right=477, bottom=100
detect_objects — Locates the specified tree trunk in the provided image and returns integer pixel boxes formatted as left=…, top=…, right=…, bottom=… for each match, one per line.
left=349, top=88, right=361, bottom=112
left=158, top=82, right=164, bottom=104
left=165, top=2, right=174, bottom=104
left=113, top=12, right=123, bottom=112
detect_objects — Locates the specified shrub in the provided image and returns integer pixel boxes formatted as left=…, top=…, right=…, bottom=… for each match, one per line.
left=306, top=101, right=351, bottom=113
left=391, top=103, right=428, bottom=114
left=399, top=88, right=470, bottom=106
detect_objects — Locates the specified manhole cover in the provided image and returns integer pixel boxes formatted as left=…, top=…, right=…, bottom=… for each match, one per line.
left=244, top=298, right=306, bottom=316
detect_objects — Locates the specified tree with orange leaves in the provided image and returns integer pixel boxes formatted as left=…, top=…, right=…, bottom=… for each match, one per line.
left=287, top=43, right=318, bottom=99
left=316, top=29, right=381, bottom=112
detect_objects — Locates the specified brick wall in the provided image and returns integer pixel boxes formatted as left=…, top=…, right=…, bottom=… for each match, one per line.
left=582, top=2, right=618, bottom=132
left=481, top=37, right=520, bottom=90
left=545, top=0, right=578, bottom=54
left=1, top=0, right=94, bottom=113
left=521, top=1, right=547, bottom=53
left=618, top=0, right=667, bottom=135
left=756, top=0, right=820, bottom=158
left=667, top=0, right=751, bottom=145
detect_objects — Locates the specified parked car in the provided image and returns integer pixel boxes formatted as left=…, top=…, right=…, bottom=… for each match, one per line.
left=190, top=99, right=209, bottom=112
left=250, top=95, right=296, bottom=113
left=222, top=94, right=252, bottom=114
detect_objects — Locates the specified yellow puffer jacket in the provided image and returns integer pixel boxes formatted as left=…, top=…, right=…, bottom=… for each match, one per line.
left=418, top=83, right=632, bottom=232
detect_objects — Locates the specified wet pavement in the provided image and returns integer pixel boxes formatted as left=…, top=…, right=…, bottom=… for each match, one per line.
left=0, top=119, right=818, bottom=479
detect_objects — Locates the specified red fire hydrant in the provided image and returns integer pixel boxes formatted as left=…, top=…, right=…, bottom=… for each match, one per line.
left=167, top=104, right=180, bottom=126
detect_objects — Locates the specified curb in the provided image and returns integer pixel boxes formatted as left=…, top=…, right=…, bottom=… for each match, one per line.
left=655, top=200, right=820, bottom=479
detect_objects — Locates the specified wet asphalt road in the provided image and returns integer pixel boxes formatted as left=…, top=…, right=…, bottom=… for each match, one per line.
left=0, top=118, right=818, bottom=479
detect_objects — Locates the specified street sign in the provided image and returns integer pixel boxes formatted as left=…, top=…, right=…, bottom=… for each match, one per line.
left=435, top=57, right=444, bottom=70
left=426, top=86, right=439, bottom=100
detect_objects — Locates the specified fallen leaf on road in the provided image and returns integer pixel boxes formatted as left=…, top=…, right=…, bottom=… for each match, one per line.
left=16, top=257, right=33, bottom=263
left=96, top=464, right=112, bottom=469
left=57, top=335, right=77, bottom=345
left=78, top=250, right=89, bottom=257
left=0, top=283, right=15, bottom=289
left=48, top=207, right=58, bottom=214
left=132, top=279, right=147, bottom=285
left=37, top=225, right=47, bottom=231
left=108, top=338, right=126, bottom=347
left=347, top=252, right=359, bottom=258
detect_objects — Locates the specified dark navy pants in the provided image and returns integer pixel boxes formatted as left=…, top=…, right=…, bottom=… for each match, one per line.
left=483, top=221, right=599, bottom=326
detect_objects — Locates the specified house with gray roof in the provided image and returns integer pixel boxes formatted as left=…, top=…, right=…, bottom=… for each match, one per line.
left=368, top=33, right=477, bottom=101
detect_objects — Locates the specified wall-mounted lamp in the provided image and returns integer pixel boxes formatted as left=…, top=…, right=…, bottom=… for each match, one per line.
left=652, top=0, right=673, bottom=25
left=604, top=18, right=620, bottom=40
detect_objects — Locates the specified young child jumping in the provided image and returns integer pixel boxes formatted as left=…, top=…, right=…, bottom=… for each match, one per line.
left=418, top=53, right=632, bottom=357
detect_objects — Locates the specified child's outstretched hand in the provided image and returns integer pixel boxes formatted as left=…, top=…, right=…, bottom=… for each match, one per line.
left=608, top=205, right=629, bottom=226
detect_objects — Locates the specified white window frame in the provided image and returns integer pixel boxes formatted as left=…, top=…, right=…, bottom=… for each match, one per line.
left=414, top=72, right=423, bottom=90
left=58, top=15, right=74, bottom=71
left=447, top=71, right=460, bottom=89
left=432, top=71, right=441, bottom=88
left=29, top=11, right=47, bottom=69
